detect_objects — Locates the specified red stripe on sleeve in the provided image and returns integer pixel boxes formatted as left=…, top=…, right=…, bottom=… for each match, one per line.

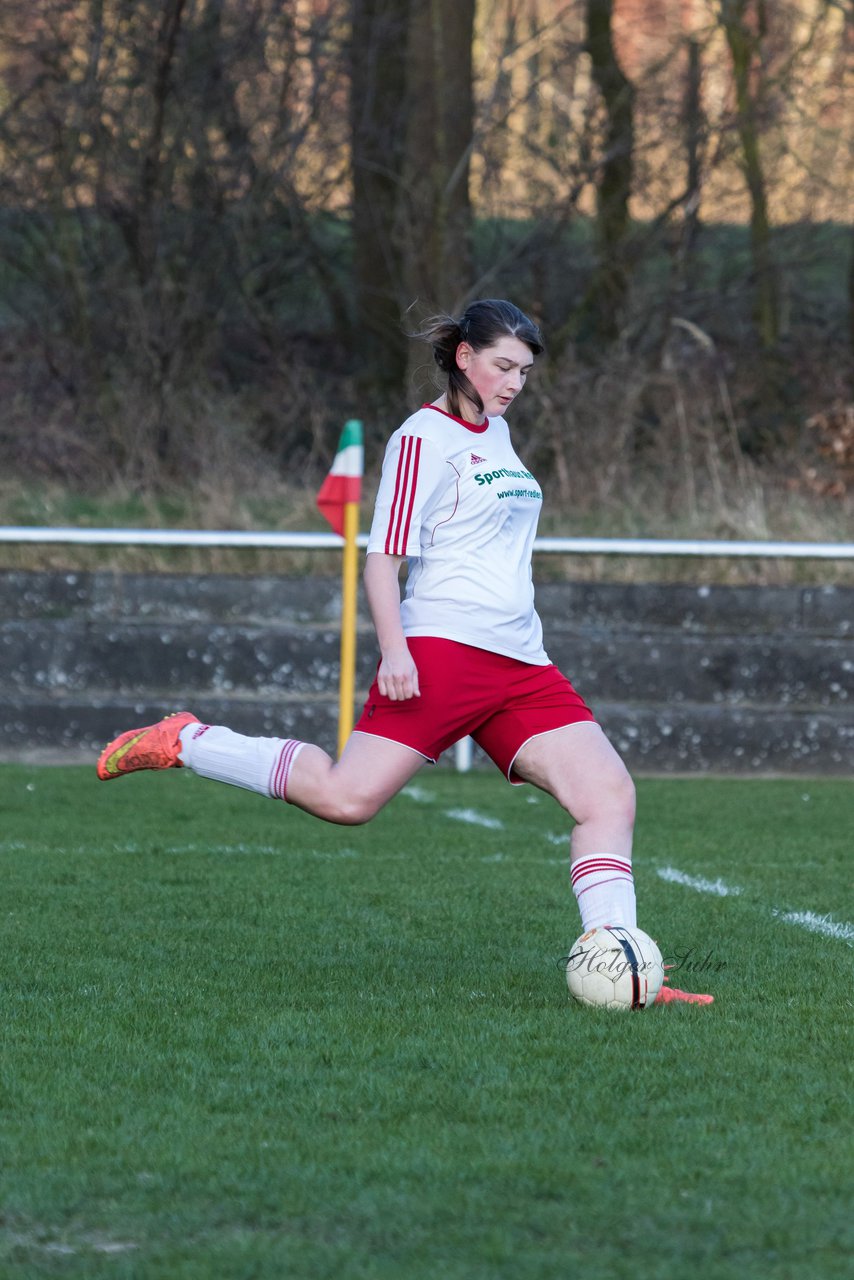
left=384, top=437, right=408, bottom=554
left=386, top=435, right=420, bottom=555
left=399, top=436, right=422, bottom=553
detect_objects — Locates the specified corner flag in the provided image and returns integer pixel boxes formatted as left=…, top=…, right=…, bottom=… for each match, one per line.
left=316, top=418, right=363, bottom=536
left=317, top=420, right=364, bottom=755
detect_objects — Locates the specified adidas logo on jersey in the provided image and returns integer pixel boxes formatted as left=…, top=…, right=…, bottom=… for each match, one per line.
left=470, top=453, right=487, bottom=464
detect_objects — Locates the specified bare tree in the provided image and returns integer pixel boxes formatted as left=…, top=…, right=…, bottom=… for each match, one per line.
left=581, top=0, right=635, bottom=344
left=0, top=1, right=354, bottom=477
left=349, top=0, right=410, bottom=386
left=678, top=35, right=704, bottom=289
left=0, top=0, right=849, bottom=492
left=400, top=0, right=475, bottom=312
left=719, top=0, right=780, bottom=350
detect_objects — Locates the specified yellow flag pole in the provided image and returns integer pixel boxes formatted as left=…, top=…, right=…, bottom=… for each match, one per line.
left=338, top=498, right=360, bottom=757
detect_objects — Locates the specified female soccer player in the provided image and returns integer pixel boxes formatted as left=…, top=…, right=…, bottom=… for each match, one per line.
left=97, top=298, right=711, bottom=1006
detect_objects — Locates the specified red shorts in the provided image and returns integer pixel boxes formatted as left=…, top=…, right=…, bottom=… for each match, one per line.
left=353, top=637, right=596, bottom=784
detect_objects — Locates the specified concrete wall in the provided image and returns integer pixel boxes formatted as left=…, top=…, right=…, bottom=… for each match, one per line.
left=1, top=571, right=852, bottom=773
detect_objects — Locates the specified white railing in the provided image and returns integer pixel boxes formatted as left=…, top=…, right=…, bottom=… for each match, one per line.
left=4, top=525, right=853, bottom=772
left=2, top=526, right=854, bottom=558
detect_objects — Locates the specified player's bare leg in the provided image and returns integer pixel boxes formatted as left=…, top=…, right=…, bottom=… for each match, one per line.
left=284, top=731, right=426, bottom=824
left=513, top=721, right=713, bottom=1005
left=513, top=721, right=635, bottom=861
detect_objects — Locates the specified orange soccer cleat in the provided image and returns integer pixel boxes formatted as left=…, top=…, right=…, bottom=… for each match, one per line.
left=654, top=968, right=714, bottom=1006
left=96, top=711, right=199, bottom=781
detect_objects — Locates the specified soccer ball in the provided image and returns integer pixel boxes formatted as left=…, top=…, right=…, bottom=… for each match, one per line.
left=565, top=925, right=664, bottom=1010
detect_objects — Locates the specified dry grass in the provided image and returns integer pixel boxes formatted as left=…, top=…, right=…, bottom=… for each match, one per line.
left=0, top=468, right=851, bottom=587
left=1, top=340, right=851, bottom=586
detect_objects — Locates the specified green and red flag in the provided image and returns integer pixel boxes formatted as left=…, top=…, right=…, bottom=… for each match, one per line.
left=316, top=419, right=363, bottom=536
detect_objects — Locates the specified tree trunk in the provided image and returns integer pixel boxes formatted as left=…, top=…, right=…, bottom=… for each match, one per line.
left=848, top=210, right=854, bottom=360
left=134, top=0, right=187, bottom=288
left=435, top=0, right=476, bottom=309
left=125, top=0, right=187, bottom=465
left=679, top=36, right=703, bottom=288
left=721, top=0, right=779, bottom=350
left=401, top=0, right=475, bottom=313
left=350, top=0, right=410, bottom=387
left=583, top=0, right=635, bottom=344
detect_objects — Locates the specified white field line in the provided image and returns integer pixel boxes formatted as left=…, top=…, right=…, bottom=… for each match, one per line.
left=444, top=808, right=504, bottom=830
left=6, top=1232, right=138, bottom=1257
left=657, top=866, right=743, bottom=896
left=21, top=842, right=284, bottom=857
left=401, top=784, right=435, bottom=803
left=158, top=843, right=279, bottom=856
left=7, top=842, right=282, bottom=857
left=773, top=910, right=854, bottom=944
left=658, top=864, right=854, bottom=946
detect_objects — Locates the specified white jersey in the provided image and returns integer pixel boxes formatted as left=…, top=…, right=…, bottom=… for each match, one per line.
left=366, top=404, right=549, bottom=664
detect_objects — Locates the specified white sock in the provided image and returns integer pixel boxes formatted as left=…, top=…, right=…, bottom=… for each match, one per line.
left=178, top=723, right=305, bottom=802
left=571, top=854, right=637, bottom=930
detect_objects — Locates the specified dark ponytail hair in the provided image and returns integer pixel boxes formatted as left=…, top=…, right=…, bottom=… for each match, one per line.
left=418, top=299, right=544, bottom=421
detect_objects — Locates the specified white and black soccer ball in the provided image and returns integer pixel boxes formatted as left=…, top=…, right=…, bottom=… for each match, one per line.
left=565, top=925, right=664, bottom=1010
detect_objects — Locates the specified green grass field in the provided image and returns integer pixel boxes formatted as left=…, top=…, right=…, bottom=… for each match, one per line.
left=1, top=767, right=852, bottom=1279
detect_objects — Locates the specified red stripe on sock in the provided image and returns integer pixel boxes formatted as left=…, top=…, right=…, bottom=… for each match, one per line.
left=571, top=858, right=632, bottom=886
left=270, top=739, right=301, bottom=802
left=574, top=876, right=633, bottom=898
